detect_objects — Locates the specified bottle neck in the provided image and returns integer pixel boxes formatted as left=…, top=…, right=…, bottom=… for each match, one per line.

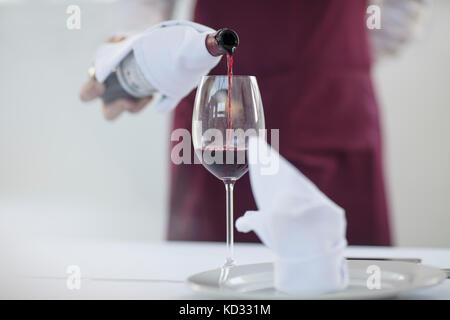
left=205, top=28, right=239, bottom=57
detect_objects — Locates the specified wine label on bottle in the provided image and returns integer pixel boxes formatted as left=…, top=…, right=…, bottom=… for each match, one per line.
left=116, top=51, right=157, bottom=98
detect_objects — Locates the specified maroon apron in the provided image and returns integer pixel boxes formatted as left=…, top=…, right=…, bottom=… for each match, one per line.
left=167, top=0, right=391, bottom=245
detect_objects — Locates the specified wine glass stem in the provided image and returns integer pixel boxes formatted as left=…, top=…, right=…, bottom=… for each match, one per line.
left=224, top=180, right=235, bottom=267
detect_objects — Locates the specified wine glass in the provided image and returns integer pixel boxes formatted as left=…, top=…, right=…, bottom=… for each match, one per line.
left=192, top=75, right=265, bottom=267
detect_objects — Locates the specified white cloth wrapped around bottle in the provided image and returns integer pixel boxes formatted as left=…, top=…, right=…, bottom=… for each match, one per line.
left=236, top=137, right=349, bottom=294
left=94, top=20, right=222, bottom=112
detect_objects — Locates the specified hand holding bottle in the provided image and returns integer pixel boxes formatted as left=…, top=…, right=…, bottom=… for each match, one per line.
left=79, top=36, right=152, bottom=120
left=79, top=21, right=238, bottom=119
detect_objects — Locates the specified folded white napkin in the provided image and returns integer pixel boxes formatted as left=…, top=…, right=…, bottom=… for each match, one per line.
left=236, top=137, right=349, bottom=294
left=94, top=20, right=221, bottom=112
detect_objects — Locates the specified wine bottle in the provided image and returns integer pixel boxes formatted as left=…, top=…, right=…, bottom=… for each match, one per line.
left=100, top=28, right=239, bottom=104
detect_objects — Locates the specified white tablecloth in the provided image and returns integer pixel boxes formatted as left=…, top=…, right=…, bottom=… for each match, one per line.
left=4, top=239, right=450, bottom=299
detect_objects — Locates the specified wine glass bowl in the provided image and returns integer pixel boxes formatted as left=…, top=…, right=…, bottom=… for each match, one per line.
left=193, top=76, right=265, bottom=181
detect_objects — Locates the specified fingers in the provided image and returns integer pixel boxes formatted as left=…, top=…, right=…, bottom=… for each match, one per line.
left=102, top=97, right=152, bottom=121
left=102, top=99, right=129, bottom=121
left=80, top=80, right=105, bottom=102
left=126, top=97, right=152, bottom=113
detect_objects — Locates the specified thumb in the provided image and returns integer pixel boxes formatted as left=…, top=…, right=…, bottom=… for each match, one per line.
left=80, top=80, right=105, bottom=102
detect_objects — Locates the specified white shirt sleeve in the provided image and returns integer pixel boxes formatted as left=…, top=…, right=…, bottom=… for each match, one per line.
left=369, top=0, right=431, bottom=60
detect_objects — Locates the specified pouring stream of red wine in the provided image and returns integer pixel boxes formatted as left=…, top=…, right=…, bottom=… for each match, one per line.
left=226, top=53, right=233, bottom=148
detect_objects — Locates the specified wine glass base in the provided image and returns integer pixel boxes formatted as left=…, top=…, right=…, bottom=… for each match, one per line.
left=219, top=259, right=235, bottom=285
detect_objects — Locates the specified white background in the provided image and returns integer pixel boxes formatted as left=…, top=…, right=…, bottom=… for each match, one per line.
left=0, top=0, right=449, bottom=246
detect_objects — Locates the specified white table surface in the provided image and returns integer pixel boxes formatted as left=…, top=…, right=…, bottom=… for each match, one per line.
left=3, top=239, right=450, bottom=299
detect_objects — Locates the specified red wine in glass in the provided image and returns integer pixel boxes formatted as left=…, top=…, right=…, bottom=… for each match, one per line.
left=226, top=54, right=233, bottom=140
left=198, top=146, right=248, bottom=181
